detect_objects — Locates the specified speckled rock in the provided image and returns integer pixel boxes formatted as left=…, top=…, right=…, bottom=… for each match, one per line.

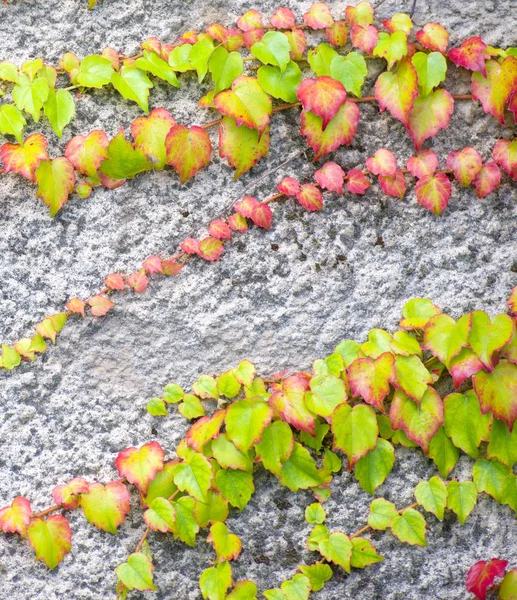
left=0, top=0, right=516, bottom=599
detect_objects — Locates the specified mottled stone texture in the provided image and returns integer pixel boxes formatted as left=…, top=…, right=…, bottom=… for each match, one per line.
left=0, top=0, right=516, bottom=598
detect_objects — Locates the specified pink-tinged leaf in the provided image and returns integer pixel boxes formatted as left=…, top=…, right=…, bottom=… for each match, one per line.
left=142, top=255, right=164, bottom=275
left=80, top=481, right=131, bottom=534
left=466, top=559, right=508, bottom=600
left=208, top=220, right=232, bottom=240
left=181, top=238, right=201, bottom=255
left=243, top=29, right=264, bottom=49
left=347, top=169, right=371, bottom=195
left=446, top=146, right=483, bottom=186
left=162, top=259, right=183, bottom=276
left=131, top=108, right=176, bottom=170
left=390, top=387, right=443, bottom=453
left=65, top=130, right=109, bottom=182
left=473, top=360, right=517, bottom=431
left=366, top=148, right=397, bottom=178
left=269, top=375, right=315, bottom=435
left=278, top=177, right=300, bottom=196
left=0, top=497, right=32, bottom=536
left=218, top=117, right=270, bottom=179
left=383, top=13, right=413, bottom=35
left=28, top=515, right=72, bottom=570
left=35, top=157, right=76, bottom=217
left=415, top=173, right=452, bottom=216
left=326, top=22, right=348, bottom=47
left=448, top=36, right=487, bottom=76
left=350, top=25, right=379, bottom=55
left=474, top=162, right=501, bottom=198
left=186, top=410, right=227, bottom=452
left=52, top=477, right=89, bottom=509
left=235, top=196, right=259, bottom=218
left=406, top=150, right=439, bottom=178
left=0, top=133, right=49, bottom=182
left=300, top=100, right=360, bottom=160
left=75, top=183, right=92, bottom=199
left=115, top=442, right=165, bottom=494
left=88, top=295, right=115, bottom=317
left=304, top=2, right=334, bottom=30
left=236, top=10, right=262, bottom=31
left=408, top=89, right=454, bottom=150
left=314, top=162, right=345, bottom=194
left=228, top=213, right=248, bottom=232
left=471, top=57, right=517, bottom=125
left=415, top=23, right=449, bottom=54
left=345, top=1, right=374, bottom=27
left=296, top=76, right=347, bottom=130
left=286, top=29, right=307, bottom=60
left=250, top=203, right=273, bottom=229
left=348, top=352, right=396, bottom=412
left=296, top=184, right=323, bottom=212
left=270, top=7, right=296, bottom=29
left=65, top=298, right=86, bottom=317
left=493, top=138, right=517, bottom=181
left=199, top=237, right=224, bottom=261
left=141, top=37, right=162, bottom=55
left=104, top=273, right=125, bottom=290
left=449, top=348, right=485, bottom=389
left=127, top=269, right=149, bottom=293
left=165, top=125, right=211, bottom=184
left=379, top=170, right=407, bottom=198
left=375, top=58, right=418, bottom=127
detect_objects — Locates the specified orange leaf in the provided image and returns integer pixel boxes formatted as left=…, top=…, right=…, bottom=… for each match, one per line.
left=0, top=133, right=49, bottom=181
left=104, top=273, right=125, bottom=290
left=378, top=170, right=406, bottom=198
left=471, top=56, right=517, bottom=124
left=303, top=2, right=334, bottom=30
left=296, top=184, right=323, bottom=212
left=270, top=7, right=296, bottom=28
left=115, top=441, right=165, bottom=494
left=415, top=173, right=452, bottom=215
left=65, top=298, right=86, bottom=317
left=127, top=269, right=149, bottom=293
left=446, top=147, right=483, bottom=186
left=199, top=237, right=224, bottom=261
left=408, top=89, right=454, bottom=150
left=88, top=295, right=115, bottom=317
left=415, top=23, right=449, bottom=54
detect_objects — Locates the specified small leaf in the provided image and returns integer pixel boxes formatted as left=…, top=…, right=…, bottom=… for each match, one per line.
left=254, top=420, right=294, bottom=476
left=473, top=458, right=509, bottom=503
left=332, top=404, right=378, bottom=469
left=304, top=2, right=333, bottom=29
left=408, top=89, right=454, bottom=150
left=28, top=515, right=72, bottom=570
left=0, top=133, right=48, bottom=181
left=0, top=104, right=26, bottom=143
left=415, top=173, right=452, bottom=216
left=173, top=452, right=213, bottom=502
left=12, top=74, right=49, bottom=122
left=131, top=107, right=176, bottom=170
left=0, top=496, right=32, bottom=536
left=305, top=503, right=326, bottom=525
left=428, top=427, right=460, bottom=478
left=144, top=497, right=176, bottom=532
left=226, top=398, right=273, bottom=452
left=165, top=124, right=211, bottom=184
left=345, top=2, right=374, bottom=27
left=347, top=169, right=370, bottom=194
left=215, top=469, right=254, bottom=510
left=374, top=59, right=418, bottom=127
left=296, top=183, right=323, bottom=212
left=474, top=162, right=501, bottom=198
left=88, top=295, right=115, bottom=317
left=354, top=438, right=395, bottom=494
left=390, top=508, right=427, bottom=546
left=414, top=476, right=447, bottom=520
left=209, top=47, right=244, bottom=93
left=465, top=558, right=508, bottom=600
left=444, top=391, right=491, bottom=458
left=35, top=157, right=76, bottom=217
left=318, top=532, right=353, bottom=573
left=134, top=50, right=180, bottom=87
left=43, top=88, right=75, bottom=138
left=296, top=76, right=347, bottom=129
left=348, top=352, right=396, bottom=412
left=116, top=552, right=157, bottom=591
left=115, top=441, right=165, bottom=494
left=500, top=570, right=517, bottom=600
left=314, top=162, right=345, bottom=194
left=448, top=36, right=487, bottom=76
left=298, top=563, right=332, bottom=592
left=111, top=66, right=153, bottom=113
left=186, top=410, right=226, bottom=451
left=200, top=561, right=233, bottom=600
left=99, top=128, right=152, bottom=185
left=76, top=55, right=114, bottom=87
left=493, top=138, right=517, bottom=181
left=257, top=61, right=301, bottom=103
left=280, top=442, right=328, bottom=492
left=251, top=31, right=291, bottom=73
left=350, top=537, right=384, bottom=568
left=65, top=129, right=109, bottom=183
left=330, top=52, right=367, bottom=97
left=199, top=237, right=224, bottom=262
left=416, top=23, right=449, bottom=54
left=207, top=522, right=242, bottom=562
left=278, top=177, right=300, bottom=196
left=393, top=354, right=433, bottom=402
left=473, top=360, right=517, bottom=430
left=270, top=7, right=296, bottom=29
left=446, top=146, right=483, bottom=186
left=446, top=480, right=477, bottom=524
left=368, top=498, right=398, bottom=530
left=52, top=477, right=89, bottom=510
left=366, top=148, right=397, bottom=178
left=412, top=51, right=447, bottom=97
left=351, top=24, right=379, bottom=55
left=373, top=31, right=408, bottom=71
left=80, top=481, right=130, bottom=534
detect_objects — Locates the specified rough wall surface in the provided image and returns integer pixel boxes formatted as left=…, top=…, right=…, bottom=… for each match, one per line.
left=0, top=0, right=516, bottom=598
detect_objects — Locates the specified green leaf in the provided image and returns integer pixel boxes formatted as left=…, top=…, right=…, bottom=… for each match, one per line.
left=332, top=404, right=379, bottom=468
left=193, top=490, right=229, bottom=528
left=414, top=476, right=447, bottom=520
left=318, top=532, right=353, bottom=573
left=143, top=462, right=178, bottom=506
left=12, top=74, right=49, bottom=122
left=469, top=310, right=514, bottom=370
left=135, top=51, right=180, bottom=87
left=80, top=481, right=130, bottom=534
left=500, top=570, right=517, bottom=600
left=446, top=480, right=477, bottom=524
left=428, top=426, right=460, bottom=477
left=27, top=515, right=72, bottom=570
left=306, top=374, right=347, bottom=417
left=280, top=442, right=327, bottom=492
left=473, top=360, right=517, bottom=431
left=308, top=43, right=338, bottom=77
left=190, top=37, right=215, bottom=83
left=219, top=116, right=270, bottom=179
left=76, top=55, right=114, bottom=88
left=361, top=329, right=393, bottom=358
left=390, top=508, right=427, bottom=546
left=394, top=354, right=433, bottom=402
left=0, top=62, right=19, bottom=83
left=473, top=458, right=509, bottom=503
left=0, top=104, right=26, bottom=143
left=335, top=339, right=362, bottom=366
left=412, top=51, right=447, bottom=96
left=215, top=468, right=254, bottom=510
left=354, top=438, right=395, bottom=494
left=305, top=503, right=326, bottom=524
left=193, top=374, right=218, bottom=399
left=200, top=560, right=233, bottom=600
left=225, top=398, right=273, bottom=451
left=251, top=31, right=291, bottom=73
left=173, top=452, right=213, bottom=502
left=400, top=298, right=441, bottom=330
left=330, top=52, right=368, bottom=97
left=178, top=394, right=206, bottom=419
left=297, top=562, right=332, bottom=592
left=208, top=522, right=242, bottom=562
left=99, top=129, right=152, bottom=182
left=257, top=61, right=302, bottom=103
left=163, top=383, right=184, bottom=403
left=212, top=433, right=253, bottom=472
left=146, top=397, right=168, bottom=416
left=373, top=31, right=408, bottom=70
left=43, top=88, right=75, bottom=138
left=111, top=67, right=153, bottom=113
left=350, top=537, right=384, bottom=568
left=280, top=574, right=311, bottom=600
left=300, top=420, right=330, bottom=453
left=368, top=498, right=399, bottom=530
left=1, top=344, right=22, bottom=370
left=306, top=524, right=330, bottom=551
left=443, top=390, right=491, bottom=458
left=116, top=553, right=157, bottom=591
left=226, top=581, right=258, bottom=599
left=423, top=313, right=471, bottom=366
left=35, top=157, right=76, bottom=217
left=171, top=496, right=199, bottom=546
left=502, top=474, right=517, bottom=514
left=216, top=369, right=241, bottom=399
left=144, top=497, right=176, bottom=532
left=169, top=43, right=194, bottom=72
left=209, top=47, right=244, bottom=93
left=234, top=360, right=256, bottom=387
left=487, top=418, right=517, bottom=468
left=254, top=420, right=294, bottom=476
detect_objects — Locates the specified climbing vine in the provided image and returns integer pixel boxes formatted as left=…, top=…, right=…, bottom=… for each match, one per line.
left=1, top=290, right=517, bottom=598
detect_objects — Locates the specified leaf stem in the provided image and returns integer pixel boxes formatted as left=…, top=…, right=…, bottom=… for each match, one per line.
left=32, top=504, right=62, bottom=519
left=349, top=502, right=419, bottom=539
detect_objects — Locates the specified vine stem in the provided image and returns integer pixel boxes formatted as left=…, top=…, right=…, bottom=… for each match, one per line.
left=32, top=504, right=62, bottom=519
left=134, top=489, right=179, bottom=554
left=349, top=502, right=419, bottom=539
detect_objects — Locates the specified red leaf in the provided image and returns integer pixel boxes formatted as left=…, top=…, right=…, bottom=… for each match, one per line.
left=165, top=125, right=211, bottom=184
left=296, top=76, right=347, bottom=129
left=493, top=138, right=517, bottom=181
left=448, top=36, right=487, bottom=76
left=162, top=259, right=184, bottom=276
left=415, top=173, right=452, bottom=216
left=236, top=9, right=262, bottom=31
left=270, top=7, right=296, bottom=28
left=449, top=349, right=485, bottom=389
left=180, top=238, right=201, bottom=255
left=142, top=255, right=164, bottom=274
left=303, top=2, right=334, bottom=30
left=104, top=273, right=125, bottom=290
left=415, top=23, right=449, bottom=54
left=88, top=295, right=115, bottom=317
left=127, top=269, right=149, bottom=293
left=466, top=559, right=508, bottom=600
left=446, top=147, right=483, bottom=186
left=474, top=162, right=501, bottom=198
left=287, top=30, right=307, bottom=60
left=296, top=184, right=323, bottom=212
left=314, top=161, right=345, bottom=194
left=366, top=148, right=397, bottom=178
left=208, top=219, right=232, bottom=240
left=0, top=497, right=32, bottom=536
left=379, top=170, right=407, bottom=198
left=250, top=203, right=273, bottom=229
left=199, top=237, right=224, bottom=261
left=346, top=169, right=370, bottom=194
left=326, top=22, right=348, bottom=47
left=65, top=298, right=86, bottom=317
left=52, top=477, right=89, bottom=510
left=0, top=133, right=49, bottom=182
left=278, top=177, right=300, bottom=196
left=406, top=150, right=439, bottom=179
left=235, top=196, right=260, bottom=218
left=228, top=213, right=248, bottom=232
left=243, top=28, right=264, bottom=49
left=115, top=441, right=165, bottom=495
left=351, top=25, right=379, bottom=54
